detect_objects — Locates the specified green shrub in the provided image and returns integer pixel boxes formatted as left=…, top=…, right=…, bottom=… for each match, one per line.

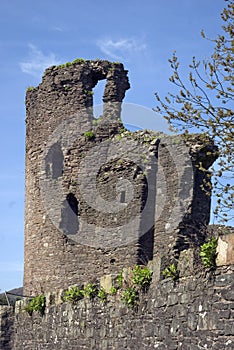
left=121, top=287, right=138, bottom=307
left=72, top=58, right=85, bottom=64
left=84, top=131, right=95, bottom=140
left=27, top=86, right=34, bottom=92
left=162, top=263, right=179, bottom=280
left=24, top=294, right=46, bottom=315
left=57, top=62, right=72, bottom=68
left=200, top=237, right=218, bottom=268
left=63, top=286, right=84, bottom=303
left=82, top=283, right=97, bottom=299
left=119, top=127, right=126, bottom=133
left=97, top=287, right=107, bottom=303
left=132, top=265, right=153, bottom=290
left=57, top=59, right=85, bottom=69
left=109, top=286, right=117, bottom=295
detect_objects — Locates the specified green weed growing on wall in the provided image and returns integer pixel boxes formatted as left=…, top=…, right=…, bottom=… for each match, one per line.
left=82, top=283, right=97, bottom=299
left=63, top=286, right=84, bottom=304
left=132, top=265, right=153, bottom=291
left=84, top=131, right=95, bottom=140
left=24, top=294, right=46, bottom=316
left=109, top=286, right=117, bottom=295
left=72, top=58, right=86, bottom=64
left=86, top=90, right=94, bottom=96
left=57, top=58, right=86, bottom=69
left=162, top=263, right=179, bottom=281
left=97, top=287, right=107, bottom=303
left=121, top=287, right=138, bottom=308
left=61, top=265, right=153, bottom=309
left=26, top=86, right=35, bottom=92
left=200, top=237, right=218, bottom=268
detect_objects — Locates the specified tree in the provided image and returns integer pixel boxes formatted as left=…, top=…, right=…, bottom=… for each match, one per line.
left=155, top=0, right=234, bottom=223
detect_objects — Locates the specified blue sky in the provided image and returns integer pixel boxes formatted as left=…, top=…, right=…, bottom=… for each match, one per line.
left=0, top=0, right=226, bottom=291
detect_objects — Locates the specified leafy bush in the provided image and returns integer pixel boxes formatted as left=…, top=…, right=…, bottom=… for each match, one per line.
left=162, top=263, right=179, bottom=280
left=72, top=58, right=85, bottom=64
left=24, top=294, right=46, bottom=316
left=57, top=58, right=85, bottom=69
left=82, top=283, right=97, bottom=299
left=132, top=265, right=153, bottom=290
left=63, top=286, right=84, bottom=304
left=109, top=286, right=117, bottom=295
left=121, top=287, right=138, bottom=307
left=200, top=237, right=218, bottom=268
left=84, top=131, right=95, bottom=140
left=119, top=127, right=126, bottom=133
left=27, top=86, right=34, bottom=92
left=97, top=287, right=107, bottom=303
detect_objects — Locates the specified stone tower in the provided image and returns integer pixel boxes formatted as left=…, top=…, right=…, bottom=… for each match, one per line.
left=24, top=59, right=217, bottom=296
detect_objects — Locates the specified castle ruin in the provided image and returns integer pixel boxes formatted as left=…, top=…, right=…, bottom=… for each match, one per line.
left=0, top=60, right=233, bottom=350
left=24, top=59, right=217, bottom=295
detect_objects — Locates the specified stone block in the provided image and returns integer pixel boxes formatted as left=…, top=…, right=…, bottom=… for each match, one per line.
left=177, top=249, right=195, bottom=277
left=216, top=233, right=234, bottom=266
left=100, top=274, right=113, bottom=293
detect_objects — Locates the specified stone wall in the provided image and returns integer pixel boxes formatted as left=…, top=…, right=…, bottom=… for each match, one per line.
left=1, top=265, right=233, bottom=350
left=24, top=59, right=218, bottom=296
left=0, top=306, right=14, bottom=350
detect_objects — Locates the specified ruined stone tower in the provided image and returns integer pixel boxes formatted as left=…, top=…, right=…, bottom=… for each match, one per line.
left=24, top=59, right=217, bottom=296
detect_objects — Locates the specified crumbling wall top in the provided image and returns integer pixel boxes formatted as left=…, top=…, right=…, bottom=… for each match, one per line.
left=30, top=59, right=130, bottom=105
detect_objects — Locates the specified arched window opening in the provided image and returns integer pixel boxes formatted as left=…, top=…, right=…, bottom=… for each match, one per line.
left=93, top=79, right=106, bottom=119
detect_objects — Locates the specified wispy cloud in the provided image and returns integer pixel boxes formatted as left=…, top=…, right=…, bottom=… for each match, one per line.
left=51, top=26, right=65, bottom=32
left=20, top=44, right=61, bottom=77
left=96, top=38, right=147, bottom=61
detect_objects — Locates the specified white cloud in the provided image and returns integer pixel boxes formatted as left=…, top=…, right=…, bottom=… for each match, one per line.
left=96, top=38, right=147, bottom=60
left=51, top=26, right=65, bottom=32
left=20, top=44, right=61, bottom=77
